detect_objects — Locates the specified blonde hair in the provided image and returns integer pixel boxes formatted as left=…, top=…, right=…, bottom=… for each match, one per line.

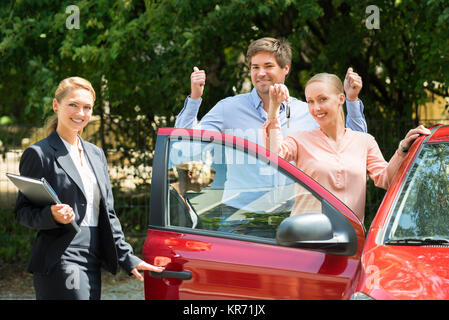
left=305, top=73, right=345, bottom=124
left=246, top=37, right=292, bottom=69
left=45, top=77, right=96, bottom=136
left=169, top=161, right=216, bottom=184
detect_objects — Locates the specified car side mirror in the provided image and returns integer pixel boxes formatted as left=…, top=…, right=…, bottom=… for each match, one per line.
left=276, top=213, right=333, bottom=244
left=276, top=202, right=357, bottom=256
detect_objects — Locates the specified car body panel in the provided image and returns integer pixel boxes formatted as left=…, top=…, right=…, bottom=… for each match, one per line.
left=143, top=229, right=361, bottom=300
left=359, top=244, right=449, bottom=300
left=143, top=128, right=365, bottom=300
left=357, top=124, right=449, bottom=300
left=145, top=125, right=449, bottom=300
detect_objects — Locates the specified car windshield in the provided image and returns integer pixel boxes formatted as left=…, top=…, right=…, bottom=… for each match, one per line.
left=385, top=142, right=449, bottom=243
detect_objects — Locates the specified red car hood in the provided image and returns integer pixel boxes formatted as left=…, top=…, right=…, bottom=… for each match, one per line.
left=360, top=245, right=449, bottom=300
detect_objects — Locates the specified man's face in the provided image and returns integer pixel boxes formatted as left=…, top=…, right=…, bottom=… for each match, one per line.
left=250, top=51, right=290, bottom=96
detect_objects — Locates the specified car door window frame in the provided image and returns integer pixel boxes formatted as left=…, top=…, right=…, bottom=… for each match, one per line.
left=149, top=129, right=364, bottom=247
left=376, top=126, right=441, bottom=245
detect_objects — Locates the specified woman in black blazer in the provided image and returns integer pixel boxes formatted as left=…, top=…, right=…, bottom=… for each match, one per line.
left=14, top=77, right=163, bottom=299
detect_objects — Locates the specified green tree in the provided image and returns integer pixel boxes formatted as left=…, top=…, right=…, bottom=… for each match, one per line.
left=1, top=0, right=448, bottom=230
left=2, top=0, right=448, bottom=124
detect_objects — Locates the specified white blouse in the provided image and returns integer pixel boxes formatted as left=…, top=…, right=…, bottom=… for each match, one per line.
left=60, top=136, right=101, bottom=227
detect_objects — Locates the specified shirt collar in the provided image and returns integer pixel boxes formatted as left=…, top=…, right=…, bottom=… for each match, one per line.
left=250, top=87, right=286, bottom=112
left=60, top=135, right=83, bottom=153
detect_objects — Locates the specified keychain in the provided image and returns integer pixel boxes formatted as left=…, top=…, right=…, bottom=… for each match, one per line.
left=286, top=99, right=291, bottom=128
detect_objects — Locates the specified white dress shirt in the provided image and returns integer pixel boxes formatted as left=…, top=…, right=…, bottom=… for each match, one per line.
left=60, top=136, right=100, bottom=227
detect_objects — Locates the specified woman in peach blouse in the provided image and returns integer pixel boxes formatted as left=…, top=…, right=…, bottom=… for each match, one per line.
left=263, top=73, right=430, bottom=222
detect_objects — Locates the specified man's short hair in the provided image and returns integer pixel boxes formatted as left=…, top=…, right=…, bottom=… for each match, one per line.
left=246, top=37, right=292, bottom=68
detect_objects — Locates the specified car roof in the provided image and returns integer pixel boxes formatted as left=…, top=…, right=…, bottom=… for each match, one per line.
left=428, top=124, right=449, bottom=143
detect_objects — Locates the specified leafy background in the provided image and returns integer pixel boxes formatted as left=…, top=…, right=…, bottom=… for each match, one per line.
left=1, top=0, right=448, bottom=264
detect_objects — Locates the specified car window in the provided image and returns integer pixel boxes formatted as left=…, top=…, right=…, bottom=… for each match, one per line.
left=166, top=139, right=322, bottom=240
left=385, top=142, right=449, bottom=241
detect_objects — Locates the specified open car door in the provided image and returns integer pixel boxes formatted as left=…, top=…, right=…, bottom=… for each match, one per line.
left=143, top=128, right=365, bottom=300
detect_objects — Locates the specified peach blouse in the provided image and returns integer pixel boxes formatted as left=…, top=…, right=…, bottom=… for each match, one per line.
left=263, top=118, right=404, bottom=222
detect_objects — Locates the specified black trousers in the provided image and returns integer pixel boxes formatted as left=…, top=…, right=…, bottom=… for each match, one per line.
left=33, top=227, right=102, bottom=300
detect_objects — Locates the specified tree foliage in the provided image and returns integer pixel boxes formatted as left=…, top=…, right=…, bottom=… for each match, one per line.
left=0, top=0, right=448, bottom=238
left=1, top=0, right=448, bottom=124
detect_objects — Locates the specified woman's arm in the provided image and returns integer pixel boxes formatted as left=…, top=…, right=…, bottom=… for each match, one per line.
left=366, top=136, right=401, bottom=190
left=367, top=125, right=431, bottom=189
left=263, top=84, right=299, bottom=162
left=98, top=148, right=163, bottom=276
left=14, top=147, right=62, bottom=230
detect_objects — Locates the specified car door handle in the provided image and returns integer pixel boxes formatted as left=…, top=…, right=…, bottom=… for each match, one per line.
left=149, top=270, right=192, bottom=280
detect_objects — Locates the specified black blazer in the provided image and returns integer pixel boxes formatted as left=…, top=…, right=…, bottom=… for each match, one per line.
left=14, top=130, right=141, bottom=275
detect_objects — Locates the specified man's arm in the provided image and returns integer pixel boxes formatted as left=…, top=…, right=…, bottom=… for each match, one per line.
left=175, top=96, right=225, bottom=132
left=174, top=66, right=224, bottom=132
left=174, top=96, right=202, bottom=128
left=344, top=67, right=368, bottom=133
left=175, top=66, right=205, bottom=128
left=346, top=99, right=367, bottom=133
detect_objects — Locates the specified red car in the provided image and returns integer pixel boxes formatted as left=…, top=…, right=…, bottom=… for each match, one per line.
left=143, top=125, right=448, bottom=300
left=353, top=124, right=449, bottom=300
